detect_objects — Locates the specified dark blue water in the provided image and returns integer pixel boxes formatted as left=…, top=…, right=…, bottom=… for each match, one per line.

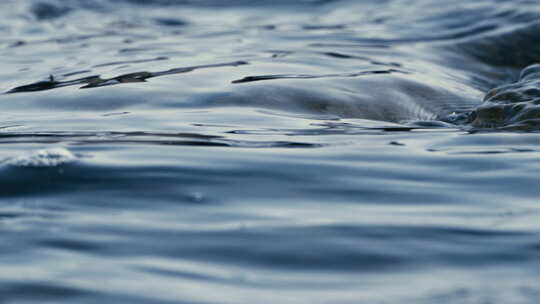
left=2, top=0, right=540, bottom=303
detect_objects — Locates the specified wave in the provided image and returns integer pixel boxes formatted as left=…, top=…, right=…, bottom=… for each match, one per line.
left=470, top=64, right=540, bottom=130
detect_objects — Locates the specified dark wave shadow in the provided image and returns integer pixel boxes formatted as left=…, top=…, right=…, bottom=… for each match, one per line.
left=0, top=131, right=321, bottom=149
left=6, top=61, right=248, bottom=94
left=231, top=69, right=406, bottom=84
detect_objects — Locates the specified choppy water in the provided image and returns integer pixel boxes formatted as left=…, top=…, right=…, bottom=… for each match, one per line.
left=2, top=0, right=540, bottom=303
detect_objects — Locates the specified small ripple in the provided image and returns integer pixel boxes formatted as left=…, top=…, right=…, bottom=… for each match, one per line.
left=302, top=24, right=346, bottom=30
left=154, top=17, right=188, bottom=27
left=92, top=56, right=168, bottom=68
left=231, top=69, right=406, bottom=84
left=0, top=283, right=88, bottom=301
left=31, top=2, right=71, bottom=21
left=0, top=131, right=321, bottom=149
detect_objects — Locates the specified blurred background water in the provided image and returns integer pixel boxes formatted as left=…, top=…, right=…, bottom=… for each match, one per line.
left=1, top=0, right=540, bottom=303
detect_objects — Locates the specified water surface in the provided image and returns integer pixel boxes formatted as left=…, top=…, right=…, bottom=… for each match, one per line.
left=1, top=0, right=540, bottom=303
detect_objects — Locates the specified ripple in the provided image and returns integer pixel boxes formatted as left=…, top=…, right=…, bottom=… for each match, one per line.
left=231, top=69, right=406, bottom=84
left=6, top=61, right=248, bottom=93
left=470, top=64, right=540, bottom=130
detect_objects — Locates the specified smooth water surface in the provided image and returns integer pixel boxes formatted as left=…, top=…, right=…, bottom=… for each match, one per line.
left=1, top=0, right=540, bottom=303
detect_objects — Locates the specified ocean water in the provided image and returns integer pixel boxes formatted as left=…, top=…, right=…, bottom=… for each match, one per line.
left=1, top=0, right=540, bottom=303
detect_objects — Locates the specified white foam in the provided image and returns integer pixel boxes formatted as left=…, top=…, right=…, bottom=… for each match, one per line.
left=6, top=148, right=78, bottom=167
